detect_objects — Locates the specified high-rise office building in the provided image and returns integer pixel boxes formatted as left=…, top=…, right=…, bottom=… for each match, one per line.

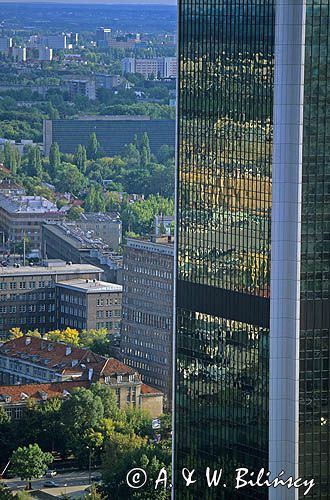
left=174, top=1, right=329, bottom=499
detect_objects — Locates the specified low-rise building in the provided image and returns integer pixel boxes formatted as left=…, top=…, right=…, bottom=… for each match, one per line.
left=57, top=279, right=122, bottom=334
left=0, top=261, right=104, bottom=339
left=0, top=194, right=63, bottom=252
left=0, top=336, right=163, bottom=416
left=120, top=236, right=174, bottom=402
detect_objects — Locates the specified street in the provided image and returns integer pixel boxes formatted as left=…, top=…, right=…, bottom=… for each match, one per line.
left=2, top=470, right=95, bottom=497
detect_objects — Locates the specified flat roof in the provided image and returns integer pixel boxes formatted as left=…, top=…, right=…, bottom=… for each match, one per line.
left=0, top=194, right=59, bottom=214
left=57, top=279, right=122, bottom=293
left=0, top=264, right=103, bottom=278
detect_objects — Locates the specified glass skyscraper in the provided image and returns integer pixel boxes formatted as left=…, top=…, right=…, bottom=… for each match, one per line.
left=173, top=1, right=329, bottom=499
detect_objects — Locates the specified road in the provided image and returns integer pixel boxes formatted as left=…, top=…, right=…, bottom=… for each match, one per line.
left=2, top=470, right=95, bottom=497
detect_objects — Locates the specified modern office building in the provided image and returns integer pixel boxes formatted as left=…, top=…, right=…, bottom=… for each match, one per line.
left=120, top=236, right=174, bottom=401
left=43, top=117, right=175, bottom=157
left=10, top=47, right=27, bottom=63
left=38, top=47, right=53, bottom=62
left=174, top=1, right=329, bottom=500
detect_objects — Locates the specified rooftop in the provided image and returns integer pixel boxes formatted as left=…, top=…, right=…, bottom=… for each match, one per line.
left=57, top=279, right=122, bottom=293
left=0, top=193, right=59, bottom=214
left=126, top=235, right=174, bottom=256
left=0, top=336, right=135, bottom=378
left=0, top=262, right=103, bottom=278
left=0, top=381, right=89, bottom=404
left=79, top=212, right=121, bottom=223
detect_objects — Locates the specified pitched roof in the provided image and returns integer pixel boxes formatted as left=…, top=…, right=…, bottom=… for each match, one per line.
left=0, top=336, right=137, bottom=380
left=0, top=380, right=89, bottom=404
left=141, top=383, right=163, bottom=396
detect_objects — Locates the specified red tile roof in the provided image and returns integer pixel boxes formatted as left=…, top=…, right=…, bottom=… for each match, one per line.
left=141, top=383, right=163, bottom=395
left=0, top=380, right=89, bottom=404
left=0, top=337, right=137, bottom=379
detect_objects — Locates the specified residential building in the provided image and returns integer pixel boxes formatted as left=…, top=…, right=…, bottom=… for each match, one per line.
left=0, top=180, right=25, bottom=197
left=120, top=236, right=174, bottom=402
left=95, top=74, right=123, bottom=90
left=42, top=220, right=123, bottom=283
left=0, top=194, right=63, bottom=252
left=29, top=34, right=66, bottom=50
left=67, top=79, right=96, bottom=101
left=174, top=1, right=330, bottom=500
left=57, top=279, right=122, bottom=334
left=38, top=47, right=53, bottom=62
left=0, top=261, right=103, bottom=339
left=96, top=27, right=112, bottom=48
left=0, top=336, right=163, bottom=417
left=43, top=116, right=175, bottom=157
left=10, top=47, right=27, bottom=63
left=122, top=57, right=177, bottom=79
left=0, top=37, right=12, bottom=55
left=0, top=380, right=163, bottom=419
left=108, top=34, right=140, bottom=50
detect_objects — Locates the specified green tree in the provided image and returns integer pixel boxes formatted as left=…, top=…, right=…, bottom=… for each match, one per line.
left=87, top=133, right=102, bottom=160
left=75, top=144, right=88, bottom=173
left=90, top=383, right=121, bottom=421
left=49, top=142, right=61, bottom=178
left=0, top=406, right=10, bottom=424
left=56, top=163, right=86, bottom=195
left=61, top=387, right=104, bottom=435
left=10, top=444, right=53, bottom=490
left=67, top=206, right=84, bottom=221
left=140, top=132, right=151, bottom=167
left=24, top=145, right=43, bottom=178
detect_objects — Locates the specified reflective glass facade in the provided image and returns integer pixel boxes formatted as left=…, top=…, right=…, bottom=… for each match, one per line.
left=299, top=1, right=330, bottom=497
left=175, top=1, right=274, bottom=498
left=175, top=1, right=330, bottom=499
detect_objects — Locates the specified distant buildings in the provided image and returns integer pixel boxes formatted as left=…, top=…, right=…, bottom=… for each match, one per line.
left=29, top=34, right=67, bottom=50
left=38, top=46, right=53, bottom=62
left=0, top=336, right=163, bottom=417
left=42, top=220, right=123, bottom=283
left=67, top=79, right=96, bottom=101
left=0, top=37, right=12, bottom=55
left=95, top=74, right=123, bottom=90
left=43, top=117, right=175, bottom=157
left=120, top=236, right=174, bottom=402
left=0, top=194, right=63, bottom=252
left=122, top=57, right=177, bottom=79
left=96, top=27, right=112, bottom=48
left=0, top=261, right=105, bottom=339
left=10, top=47, right=26, bottom=63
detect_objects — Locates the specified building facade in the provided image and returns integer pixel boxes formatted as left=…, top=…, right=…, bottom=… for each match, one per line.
left=120, top=236, right=174, bottom=402
left=122, top=57, right=177, bottom=79
left=42, top=221, right=123, bottom=283
left=174, top=1, right=329, bottom=500
left=0, top=194, right=63, bottom=252
left=43, top=117, right=175, bottom=157
left=0, top=261, right=103, bottom=339
left=0, top=336, right=163, bottom=417
left=57, top=279, right=122, bottom=334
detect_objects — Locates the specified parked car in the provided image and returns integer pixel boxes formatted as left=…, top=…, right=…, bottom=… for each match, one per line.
left=43, top=480, right=58, bottom=488
left=45, top=470, right=57, bottom=477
